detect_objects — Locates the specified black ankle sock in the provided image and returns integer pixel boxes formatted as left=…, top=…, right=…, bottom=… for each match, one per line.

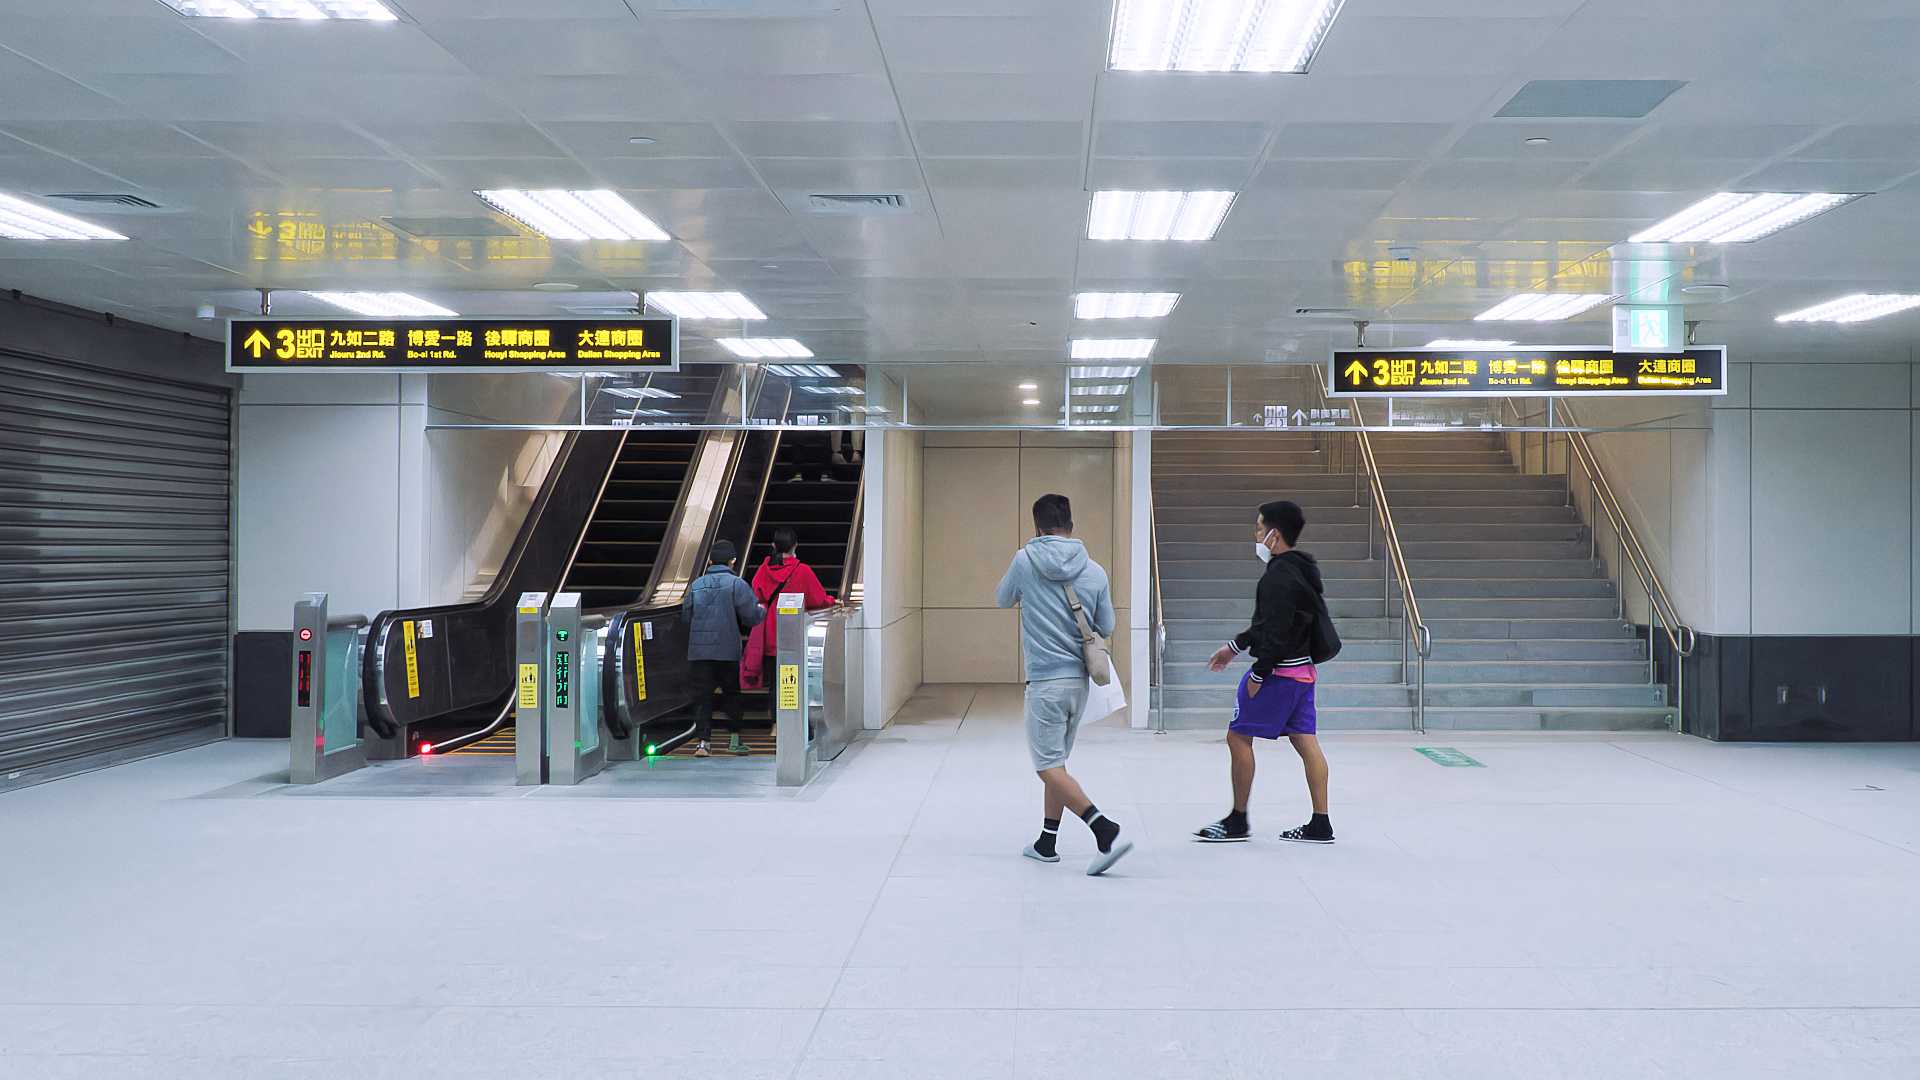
left=1306, top=812, right=1333, bottom=837
left=1224, top=809, right=1249, bottom=832
left=1033, top=818, right=1060, bottom=858
left=1079, top=804, right=1121, bottom=854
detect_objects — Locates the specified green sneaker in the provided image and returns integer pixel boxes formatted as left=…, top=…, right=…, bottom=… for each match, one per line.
left=729, top=733, right=750, bottom=755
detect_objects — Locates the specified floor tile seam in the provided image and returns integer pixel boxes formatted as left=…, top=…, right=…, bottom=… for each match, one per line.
left=1602, top=741, right=1920, bottom=861
left=6, top=1003, right=1915, bottom=1015
left=785, top=686, right=980, bottom=1078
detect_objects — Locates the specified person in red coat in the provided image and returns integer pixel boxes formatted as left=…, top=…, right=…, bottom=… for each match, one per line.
left=748, top=527, right=836, bottom=700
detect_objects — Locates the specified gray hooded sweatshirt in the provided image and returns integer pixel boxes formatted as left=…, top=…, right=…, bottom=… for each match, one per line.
left=995, top=535, right=1115, bottom=683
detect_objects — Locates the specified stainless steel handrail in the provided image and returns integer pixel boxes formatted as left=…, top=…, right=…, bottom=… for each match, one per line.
left=1310, top=383, right=1431, bottom=732
left=1350, top=427, right=1432, bottom=733
left=1149, top=500, right=1167, bottom=734
left=1502, top=399, right=1696, bottom=698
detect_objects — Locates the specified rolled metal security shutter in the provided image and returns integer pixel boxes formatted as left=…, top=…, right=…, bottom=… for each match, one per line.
left=0, top=351, right=230, bottom=785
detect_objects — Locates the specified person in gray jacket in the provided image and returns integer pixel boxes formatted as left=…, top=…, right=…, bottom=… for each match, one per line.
left=996, top=493, right=1131, bottom=876
left=686, top=539, right=763, bottom=757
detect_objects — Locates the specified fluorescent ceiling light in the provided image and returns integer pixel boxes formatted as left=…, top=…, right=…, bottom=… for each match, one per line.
left=1022, top=398, right=1042, bottom=406
left=604, top=386, right=681, bottom=400
left=767, top=364, right=840, bottom=378
left=475, top=189, right=668, bottom=241
left=1017, top=381, right=1039, bottom=391
left=0, top=192, right=128, bottom=241
left=1109, top=0, right=1346, bottom=73
left=1075, top=291, right=1181, bottom=319
left=646, top=291, right=766, bottom=320
left=1426, top=339, right=1517, bottom=348
left=1630, top=192, right=1861, bottom=244
left=1474, top=294, right=1612, bottom=322
left=1088, top=190, right=1235, bottom=241
left=837, top=404, right=890, bottom=415
left=1071, top=383, right=1133, bottom=397
left=717, top=338, right=811, bottom=359
left=1071, top=338, right=1156, bottom=360
left=1776, top=294, right=1920, bottom=324
left=620, top=408, right=673, bottom=418
left=1069, top=404, right=1122, bottom=415
left=156, top=0, right=397, bottom=18
left=305, top=291, right=456, bottom=318
left=800, top=385, right=864, bottom=396
left=1070, top=365, right=1143, bottom=380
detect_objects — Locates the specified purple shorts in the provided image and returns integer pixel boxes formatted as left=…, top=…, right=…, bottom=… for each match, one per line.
left=1228, top=671, right=1317, bottom=739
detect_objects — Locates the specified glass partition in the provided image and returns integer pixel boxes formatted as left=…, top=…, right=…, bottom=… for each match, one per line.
left=321, top=626, right=364, bottom=754
left=424, top=360, right=1711, bottom=435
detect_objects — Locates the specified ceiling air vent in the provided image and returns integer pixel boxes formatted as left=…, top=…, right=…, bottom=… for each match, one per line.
left=808, top=193, right=911, bottom=214
left=43, top=193, right=161, bottom=210
left=1294, top=307, right=1358, bottom=318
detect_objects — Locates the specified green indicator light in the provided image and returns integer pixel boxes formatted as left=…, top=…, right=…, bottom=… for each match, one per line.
left=645, top=744, right=658, bottom=756
left=555, top=629, right=570, bottom=642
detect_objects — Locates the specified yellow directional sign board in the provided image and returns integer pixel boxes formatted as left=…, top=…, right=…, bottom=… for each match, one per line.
left=1330, top=347, right=1725, bottom=397
left=227, top=316, right=678, bottom=374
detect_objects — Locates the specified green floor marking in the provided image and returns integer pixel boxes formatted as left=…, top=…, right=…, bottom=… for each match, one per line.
left=1414, top=747, right=1484, bottom=768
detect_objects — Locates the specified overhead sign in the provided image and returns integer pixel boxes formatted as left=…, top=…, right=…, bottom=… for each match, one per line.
left=1330, top=347, right=1725, bottom=397
left=226, top=316, right=678, bottom=374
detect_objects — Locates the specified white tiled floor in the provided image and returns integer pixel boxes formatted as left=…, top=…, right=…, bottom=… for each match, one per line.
left=3, top=684, right=1919, bottom=1078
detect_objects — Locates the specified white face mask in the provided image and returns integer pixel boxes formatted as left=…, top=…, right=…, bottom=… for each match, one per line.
left=1254, top=529, right=1276, bottom=564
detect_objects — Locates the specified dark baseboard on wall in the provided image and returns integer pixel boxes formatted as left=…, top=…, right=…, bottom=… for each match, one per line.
left=1677, top=633, right=1916, bottom=742
left=233, top=632, right=293, bottom=739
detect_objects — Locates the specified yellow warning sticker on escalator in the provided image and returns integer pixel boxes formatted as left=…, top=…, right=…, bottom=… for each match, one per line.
left=778, top=664, right=800, bottom=711
left=402, top=620, right=421, bottom=699
left=631, top=622, right=648, bottom=702
left=518, top=663, right=539, bottom=711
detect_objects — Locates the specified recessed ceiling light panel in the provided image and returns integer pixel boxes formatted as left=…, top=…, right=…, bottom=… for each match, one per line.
left=1070, top=338, right=1156, bottom=360
left=0, top=192, right=129, bottom=240
left=475, top=189, right=668, bottom=241
left=1108, top=0, right=1347, bottom=74
left=1474, top=294, right=1612, bottom=322
left=767, top=364, right=840, bottom=378
left=717, top=337, right=811, bottom=359
left=1776, top=294, right=1920, bottom=324
left=646, top=291, right=767, bottom=320
left=306, top=291, right=456, bottom=318
left=1070, top=383, right=1133, bottom=396
left=1074, top=291, right=1181, bottom=319
left=1070, top=365, right=1143, bottom=380
left=1088, top=190, right=1235, bottom=241
left=1630, top=192, right=1861, bottom=244
left=156, top=0, right=398, bottom=19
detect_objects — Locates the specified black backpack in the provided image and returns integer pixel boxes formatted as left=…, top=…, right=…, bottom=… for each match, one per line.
left=1277, top=557, right=1342, bottom=665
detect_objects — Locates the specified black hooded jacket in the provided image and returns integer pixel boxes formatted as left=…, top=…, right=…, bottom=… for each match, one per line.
left=1230, top=550, right=1324, bottom=682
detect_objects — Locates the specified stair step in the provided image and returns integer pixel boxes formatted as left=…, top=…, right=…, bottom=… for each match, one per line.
left=1155, top=706, right=1415, bottom=731
left=1163, top=578, right=1613, bottom=601
left=1167, top=596, right=1621, bottom=620
left=1160, top=682, right=1666, bottom=709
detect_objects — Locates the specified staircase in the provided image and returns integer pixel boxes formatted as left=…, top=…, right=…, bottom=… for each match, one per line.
left=564, top=430, right=701, bottom=610
left=1153, top=430, right=1674, bottom=731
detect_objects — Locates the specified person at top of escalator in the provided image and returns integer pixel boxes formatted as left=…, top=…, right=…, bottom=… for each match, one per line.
left=749, top=527, right=835, bottom=686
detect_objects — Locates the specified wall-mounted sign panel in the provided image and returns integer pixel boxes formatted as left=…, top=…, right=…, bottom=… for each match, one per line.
left=226, top=316, right=678, bottom=374
left=1329, top=346, right=1725, bottom=397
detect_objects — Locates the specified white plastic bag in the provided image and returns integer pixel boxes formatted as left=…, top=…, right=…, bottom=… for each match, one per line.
left=1080, top=658, right=1127, bottom=724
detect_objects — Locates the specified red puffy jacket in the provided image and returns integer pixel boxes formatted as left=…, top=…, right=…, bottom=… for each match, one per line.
left=748, top=556, right=834, bottom=660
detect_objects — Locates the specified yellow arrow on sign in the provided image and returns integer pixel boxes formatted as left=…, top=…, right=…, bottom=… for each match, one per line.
left=242, top=329, right=271, bottom=358
left=1343, top=360, right=1368, bottom=384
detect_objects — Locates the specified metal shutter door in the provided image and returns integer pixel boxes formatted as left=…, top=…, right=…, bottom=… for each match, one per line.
left=0, top=351, right=230, bottom=784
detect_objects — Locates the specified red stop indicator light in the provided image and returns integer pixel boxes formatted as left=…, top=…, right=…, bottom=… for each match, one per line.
left=298, top=628, right=313, bottom=641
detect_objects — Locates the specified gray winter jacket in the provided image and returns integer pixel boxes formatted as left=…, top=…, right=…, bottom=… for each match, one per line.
left=686, top=564, right=763, bottom=662
left=995, top=535, right=1114, bottom=683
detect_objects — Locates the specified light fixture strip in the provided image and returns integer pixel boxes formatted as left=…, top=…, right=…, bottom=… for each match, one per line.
left=1070, top=365, right=1144, bottom=380
left=1631, top=191, right=1861, bottom=244
left=306, top=291, right=456, bottom=318
left=476, top=189, right=668, bottom=241
left=1474, top=293, right=1611, bottom=322
left=1087, top=190, right=1235, bottom=241
left=719, top=338, right=812, bottom=359
left=1109, top=0, right=1346, bottom=73
left=0, top=193, right=129, bottom=241
left=649, top=291, right=766, bottom=320
left=1070, top=338, right=1156, bottom=360
left=1777, top=293, right=1920, bottom=324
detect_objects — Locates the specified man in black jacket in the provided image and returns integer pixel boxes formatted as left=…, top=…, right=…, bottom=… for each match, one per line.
left=1193, top=500, right=1336, bottom=845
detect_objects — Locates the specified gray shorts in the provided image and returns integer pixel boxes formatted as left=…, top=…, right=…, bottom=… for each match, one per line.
left=1025, top=677, right=1089, bottom=772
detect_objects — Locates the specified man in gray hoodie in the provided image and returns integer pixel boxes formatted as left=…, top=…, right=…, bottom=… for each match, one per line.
left=996, top=493, right=1131, bottom=876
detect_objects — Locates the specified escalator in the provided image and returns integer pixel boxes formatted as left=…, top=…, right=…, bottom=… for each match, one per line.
left=564, top=430, right=700, bottom=610
left=355, top=364, right=864, bottom=764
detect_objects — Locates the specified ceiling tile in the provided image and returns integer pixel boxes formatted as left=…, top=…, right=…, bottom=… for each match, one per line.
left=915, top=121, right=1082, bottom=158
left=732, top=121, right=910, bottom=159
left=1094, top=122, right=1269, bottom=159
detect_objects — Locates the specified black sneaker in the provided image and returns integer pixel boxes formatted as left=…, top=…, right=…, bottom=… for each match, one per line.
left=1278, top=823, right=1334, bottom=845
left=1193, top=818, right=1251, bottom=843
